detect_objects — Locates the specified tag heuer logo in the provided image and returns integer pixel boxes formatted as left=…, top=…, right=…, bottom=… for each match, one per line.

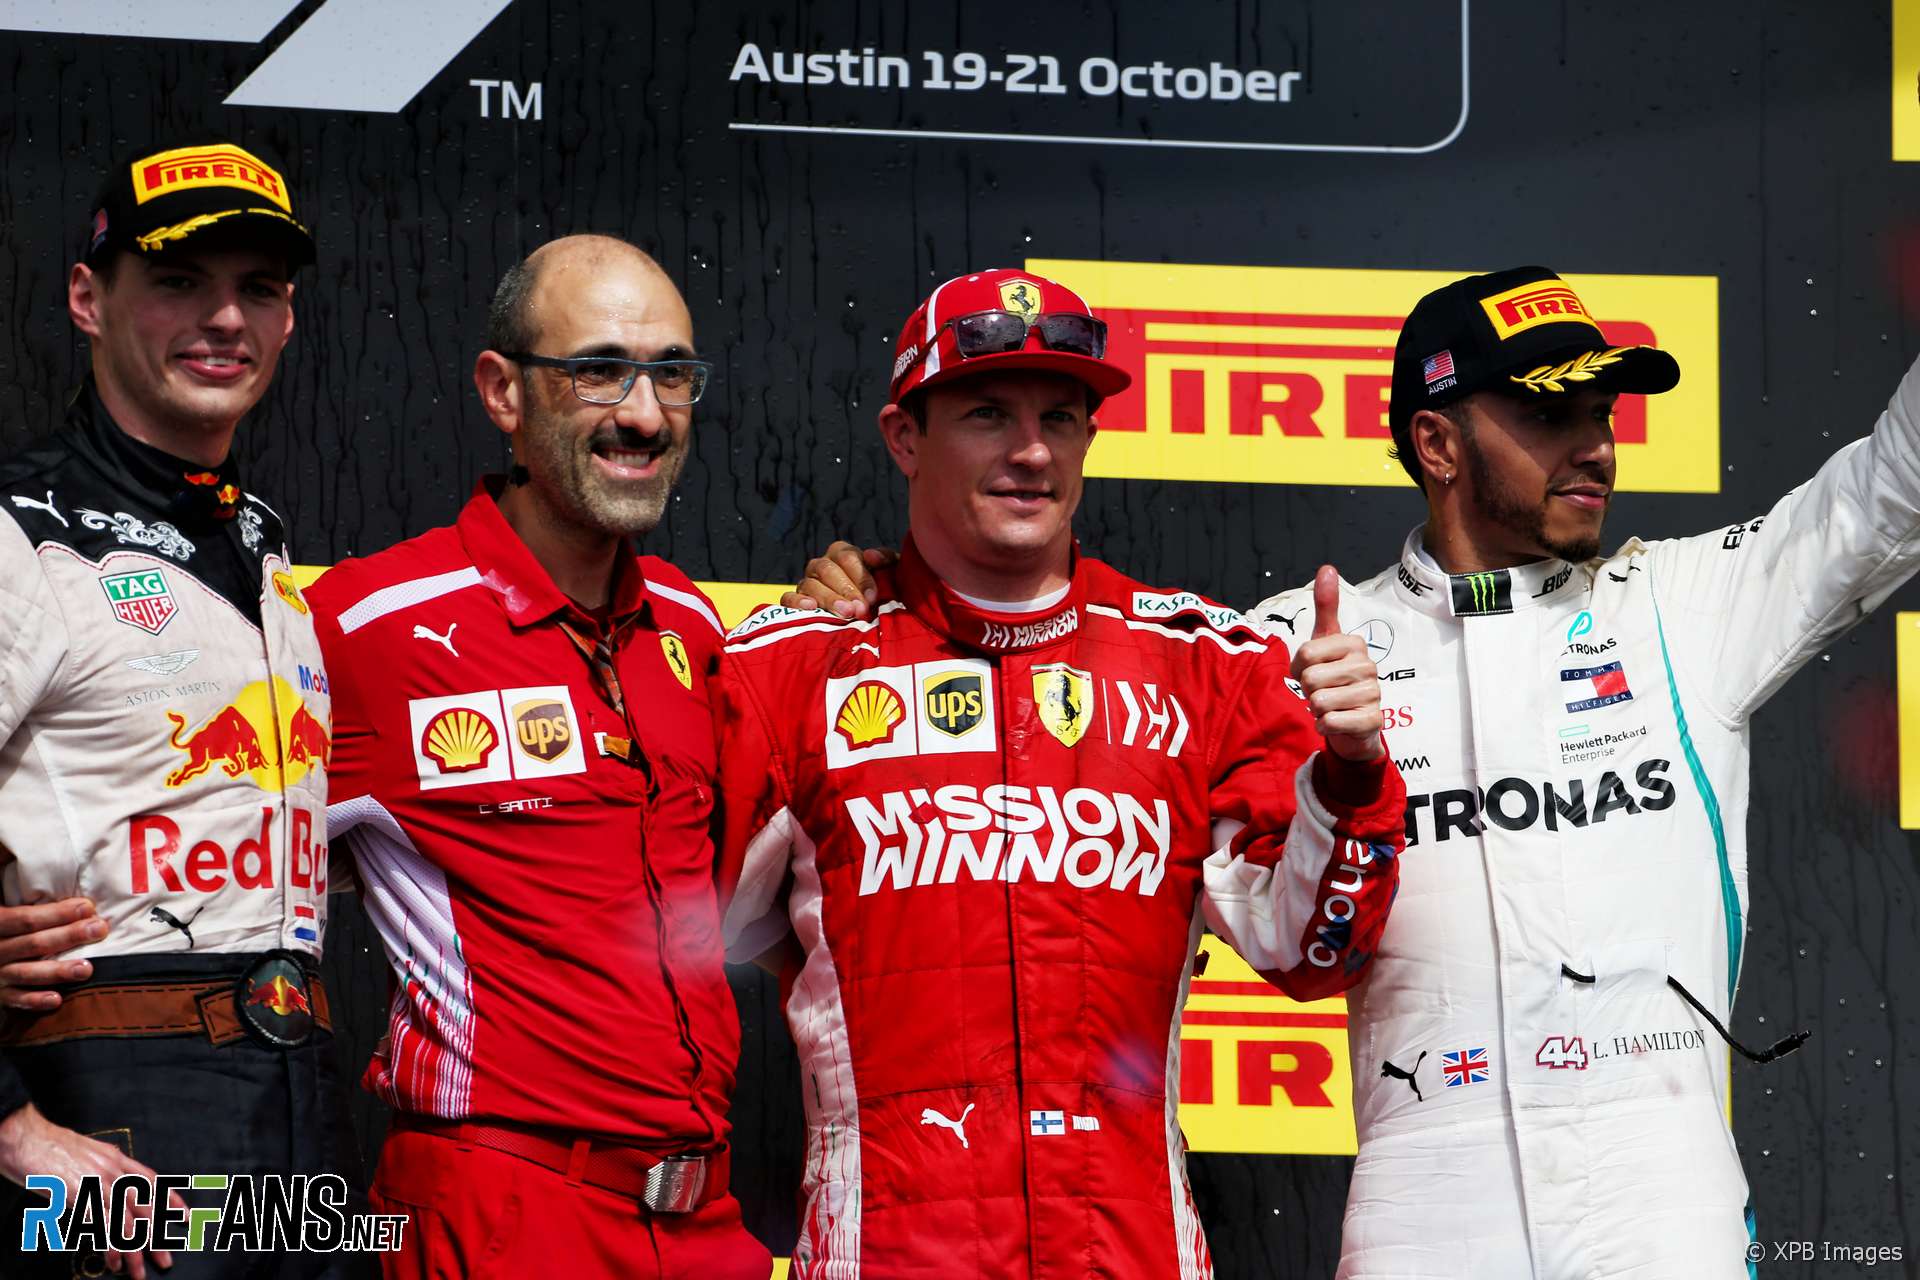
left=101, top=569, right=177, bottom=635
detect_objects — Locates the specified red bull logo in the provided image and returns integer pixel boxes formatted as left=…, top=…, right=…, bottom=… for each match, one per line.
left=163, top=677, right=329, bottom=793
left=165, top=706, right=269, bottom=786
left=286, top=704, right=331, bottom=769
left=246, top=974, right=313, bottom=1019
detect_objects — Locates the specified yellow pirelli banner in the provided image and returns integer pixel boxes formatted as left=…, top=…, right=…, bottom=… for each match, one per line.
left=1898, top=613, right=1920, bottom=828
left=1897, top=0, right=1920, bottom=160
left=1179, top=936, right=1355, bottom=1154
left=1029, top=257, right=1721, bottom=493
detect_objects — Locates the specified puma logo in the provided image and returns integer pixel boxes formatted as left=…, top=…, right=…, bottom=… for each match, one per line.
left=919, top=1103, right=976, bottom=1149
left=150, top=905, right=204, bottom=950
left=1271, top=608, right=1303, bottom=635
left=11, top=491, right=67, bottom=527
left=1381, top=1051, right=1427, bottom=1103
left=412, top=622, right=459, bottom=657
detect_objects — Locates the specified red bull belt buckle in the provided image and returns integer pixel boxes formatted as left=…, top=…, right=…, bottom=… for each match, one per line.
left=643, top=1155, right=709, bottom=1214
left=234, top=951, right=316, bottom=1048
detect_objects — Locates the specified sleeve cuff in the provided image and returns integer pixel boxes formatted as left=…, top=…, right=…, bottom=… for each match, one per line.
left=1312, top=750, right=1391, bottom=811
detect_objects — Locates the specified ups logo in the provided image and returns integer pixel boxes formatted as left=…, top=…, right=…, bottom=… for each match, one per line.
left=512, top=699, right=573, bottom=762
left=923, top=671, right=985, bottom=738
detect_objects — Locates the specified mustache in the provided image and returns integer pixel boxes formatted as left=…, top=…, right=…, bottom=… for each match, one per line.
left=588, top=428, right=676, bottom=455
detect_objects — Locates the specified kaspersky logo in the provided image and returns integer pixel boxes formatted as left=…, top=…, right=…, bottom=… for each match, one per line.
left=1449, top=571, right=1513, bottom=618
left=0, top=1, right=515, bottom=114
left=164, top=677, right=329, bottom=792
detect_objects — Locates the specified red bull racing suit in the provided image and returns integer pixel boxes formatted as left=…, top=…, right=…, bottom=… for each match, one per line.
left=0, top=390, right=357, bottom=1277
left=311, top=479, right=769, bottom=1279
left=714, top=540, right=1408, bottom=1279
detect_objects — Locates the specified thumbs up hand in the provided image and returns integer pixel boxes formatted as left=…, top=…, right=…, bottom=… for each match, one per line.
left=1288, top=565, right=1385, bottom=763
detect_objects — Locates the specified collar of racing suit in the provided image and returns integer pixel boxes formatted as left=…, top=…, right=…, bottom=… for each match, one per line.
left=459, top=474, right=652, bottom=630
left=66, top=381, right=247, bottom=529
left=890, top=535, right=1088, bottom=655
left=1392, top=525, right=1587, bottom=618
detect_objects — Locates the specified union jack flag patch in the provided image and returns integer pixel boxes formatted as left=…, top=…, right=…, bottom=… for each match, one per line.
left=1441, top=1047, right=1490, bottom=1087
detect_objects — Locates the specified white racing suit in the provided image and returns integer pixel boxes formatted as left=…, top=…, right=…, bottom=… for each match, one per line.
left=1252, top=357, right=1920, bottom=1279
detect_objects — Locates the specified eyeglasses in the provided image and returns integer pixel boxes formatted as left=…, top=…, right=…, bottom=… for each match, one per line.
left=502, top=353, right=713, bottom=407
left=923, top=310, right=1109, bottom=368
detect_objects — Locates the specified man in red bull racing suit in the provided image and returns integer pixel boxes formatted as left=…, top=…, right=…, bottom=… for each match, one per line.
left=0, top=139, right=360, bottom=1278
left=714, top=268, right=1409, bottom=1279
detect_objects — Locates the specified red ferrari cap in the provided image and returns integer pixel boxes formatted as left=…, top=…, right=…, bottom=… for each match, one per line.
left=887, top=268, right=1132, bottom=404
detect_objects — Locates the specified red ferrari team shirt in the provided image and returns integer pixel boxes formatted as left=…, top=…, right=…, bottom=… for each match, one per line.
left=310, top=479, right=738, bottom=1149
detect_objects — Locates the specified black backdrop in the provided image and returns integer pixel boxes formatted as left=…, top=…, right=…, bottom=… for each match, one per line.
left=2, top=2, right=1917, bottom=1275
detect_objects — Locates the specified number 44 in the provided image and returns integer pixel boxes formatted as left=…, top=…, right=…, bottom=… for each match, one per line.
left=1535, top=1036, right=1590, bottom=1070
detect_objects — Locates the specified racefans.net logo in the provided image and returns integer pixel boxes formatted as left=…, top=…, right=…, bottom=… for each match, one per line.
left=21, top=1173, right=405, bottom=1258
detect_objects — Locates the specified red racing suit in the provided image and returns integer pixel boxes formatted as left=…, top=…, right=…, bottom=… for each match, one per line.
left=715, top=541, right=1407, bottom=1280
left=310, top=480, right=741, bottom=1149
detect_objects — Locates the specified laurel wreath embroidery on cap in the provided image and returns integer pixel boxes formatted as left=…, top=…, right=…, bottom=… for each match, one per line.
left=1508, top=346, right=1629, bottom=394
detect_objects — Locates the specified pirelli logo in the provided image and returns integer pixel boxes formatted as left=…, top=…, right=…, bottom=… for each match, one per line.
left=134, top=145, right=290, bottom=211
left=1029, top=258, right=1721, bottom=492
left=1177, top=937, right=1355, bottom=1155
left=1478, top=281, right=1600, bottom=339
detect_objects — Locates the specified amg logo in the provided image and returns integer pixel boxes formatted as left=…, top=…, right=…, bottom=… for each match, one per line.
left=1405, top=759, right=1675, bottom=845
left=980, top=610, right=1078, bottom=650
left=848, top=784, right=1170, bottom=898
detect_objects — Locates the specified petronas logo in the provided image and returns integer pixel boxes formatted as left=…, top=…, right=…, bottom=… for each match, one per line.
left=1449, top=570, right=1513, bottom=617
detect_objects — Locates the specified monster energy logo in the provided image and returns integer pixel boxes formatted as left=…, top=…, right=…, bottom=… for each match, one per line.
left=1449, top=570, right=1513, bottom=617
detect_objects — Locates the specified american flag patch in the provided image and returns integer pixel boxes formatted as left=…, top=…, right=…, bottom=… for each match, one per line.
left=1560, top=660, right=1633, bottom=713
left=1422, top=350, right=1456, bottom=388
left=293, top=902, right=318, bottom=943
left=1441, top=1047, right=1489, bottom=1087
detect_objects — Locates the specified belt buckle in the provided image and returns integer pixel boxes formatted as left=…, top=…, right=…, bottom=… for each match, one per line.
left=233, top=951, right=316, bottom=1049
left=642, top=1154, right=707, bottom=1214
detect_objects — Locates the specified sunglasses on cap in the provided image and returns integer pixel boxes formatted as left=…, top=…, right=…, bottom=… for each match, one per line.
left=918, top=309, right=1110, bottom=369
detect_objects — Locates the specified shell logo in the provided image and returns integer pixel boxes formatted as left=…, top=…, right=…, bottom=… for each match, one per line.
left=421, top=708, right=500, bottom=773
left=834, top=681, right=905, bottom=750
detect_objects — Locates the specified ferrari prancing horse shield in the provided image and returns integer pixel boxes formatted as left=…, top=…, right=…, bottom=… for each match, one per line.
left=1032, top=663, right=1092, bottom=747
left=998, top=277, right=1042, bottom=322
